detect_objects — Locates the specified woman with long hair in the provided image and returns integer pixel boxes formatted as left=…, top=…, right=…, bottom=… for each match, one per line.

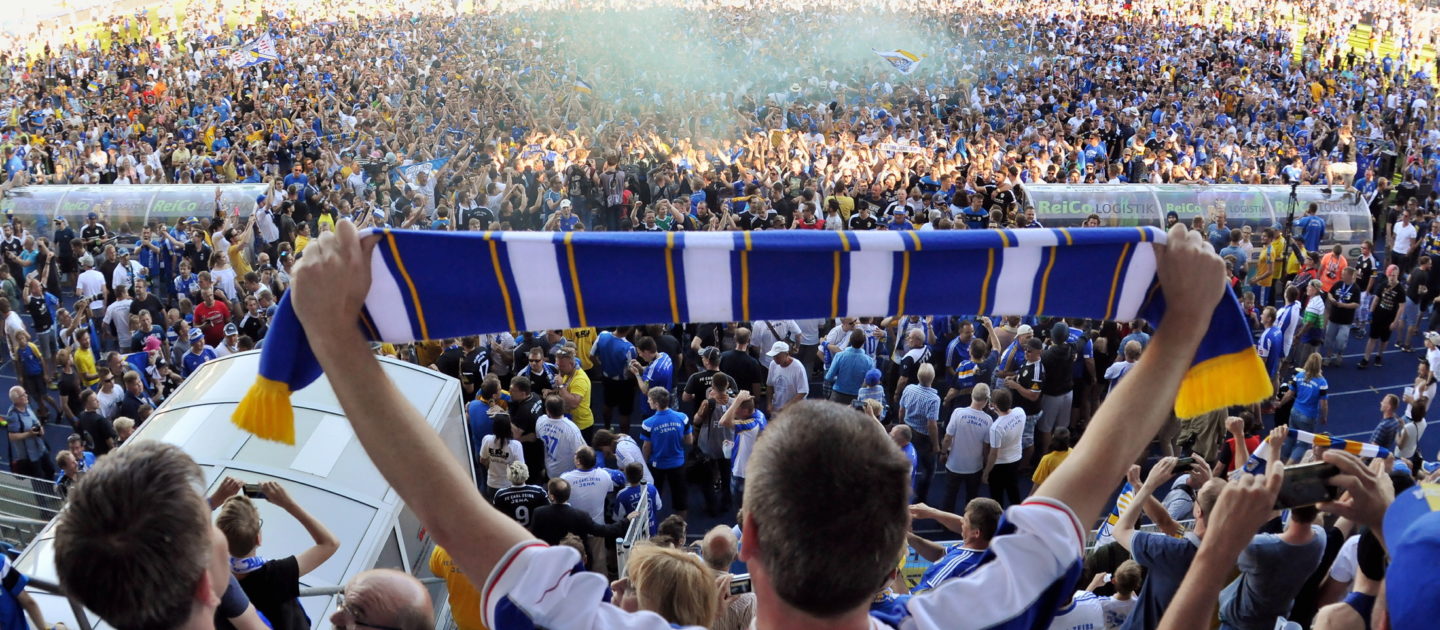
left=1279, top=352, right=1328, bottom=463
left=478, top=413, right=522, bottom=500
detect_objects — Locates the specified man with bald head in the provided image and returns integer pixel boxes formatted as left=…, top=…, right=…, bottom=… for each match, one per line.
left=329, top=568, right=434, bottom=630
left=701, top=525, right=755, bottom=630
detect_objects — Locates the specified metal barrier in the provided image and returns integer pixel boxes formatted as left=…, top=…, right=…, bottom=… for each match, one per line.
left=0, top=469, right=62, bottom=538
left=23, top=576, right=93, bottom=630
left=615, top=481, right=652, bottom=579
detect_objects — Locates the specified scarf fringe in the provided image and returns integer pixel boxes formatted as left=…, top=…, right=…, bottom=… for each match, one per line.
left=233, top=376, right=296, bottom=445
left=1174, top=348, right=1273, bottom=419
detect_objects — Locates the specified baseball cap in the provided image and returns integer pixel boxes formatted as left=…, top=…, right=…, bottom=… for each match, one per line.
left=1426, top=331, right=1440, bottom=346
left=87, top=212, right=98, bottom=220
left=142, top=336, right=162, bottom=352
left=1017, top=324, right=1034, bottom=336
left=864, top=368, right=883, bottom=385
left=1385, top=483, right=1440, bottom=629
left=699, top=346, right=720, bottom=363
left=117, top=247, right=130, bottom=256
left=766, top=341, right=790, bottom=357
left=1050, top=321, right=1069, bottom=341
left=224, top=323, right=238, bottom=337
left=560, top=199, right=572, bottom=209
left=188, top=328, right=204, bottom=343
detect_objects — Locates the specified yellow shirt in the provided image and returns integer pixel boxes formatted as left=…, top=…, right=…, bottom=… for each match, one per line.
left=317, top=213, right=336, bottom=234
left=826, top=194, right=856, bottom=221
left=1031, top=449, right=1071, bottom=486
left=295, top=234, right=311, bottom=253
left=75, top=347, right=98, bottom=387
left=563, top=327, right=597, bottom=371
left=228, top=243, right=253, bottom=277
left=563, top=368, right=594, bottom=430
left=1255, top=240, right=1281, bottom=284
left=429, top=546, right=486, bottom=630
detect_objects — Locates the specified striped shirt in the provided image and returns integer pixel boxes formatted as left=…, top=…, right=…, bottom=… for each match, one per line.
left=914, top=544, right=985, bottom=592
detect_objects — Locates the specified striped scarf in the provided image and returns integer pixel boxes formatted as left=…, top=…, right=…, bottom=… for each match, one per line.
left=234, top=227, right=1270, bottom=444
left=1243, top=429, right=1392, bottom=474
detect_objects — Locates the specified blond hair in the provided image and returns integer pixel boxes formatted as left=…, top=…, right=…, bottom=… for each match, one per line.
left=627, top=544, right=719, bottom=627
left=215, top=495, right=262, bottom=557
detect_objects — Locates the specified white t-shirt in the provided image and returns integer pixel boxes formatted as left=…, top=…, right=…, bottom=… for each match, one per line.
left=1327, top=534, right=1360, bottom=587
left=478, top=435, right=523, bottom=489
left=104, top=299, right=134, bottom=351
left=3, top=312, right=22, bottom=346
left=76, top=269, right=106, bottom=310
left=1305, top=295, right=1326, bottom=320
left=613, top=435, right=653, bottom=485
left=989, top=409, right=1026, bottom=465
left=751, top=320, right=802, bottom=367
left=946, top=407, right=993, bottom=474
left=1047, top=596, right=1105, bottom=630
left=1394, top=222, right=1418, bottom=254
left=536, top=415, right=584, bottom=479
left=95, top=386, right=123, bottom=419
left=560, top=467, right=616, bottom=524
left=766, top=359, right=809, bottom=415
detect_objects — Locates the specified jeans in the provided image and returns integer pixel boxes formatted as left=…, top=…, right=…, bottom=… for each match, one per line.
left=989, top=460, right=1022, bottom=509
left=911, top=431, right=936, bottom=504
left=943, top=470, right=982, bottom=514
left=1286, top=411, right=1317, bottom=462
left=732, top=475, right=746, bottom=508
left=1323, top=322, right=1351, bottom=359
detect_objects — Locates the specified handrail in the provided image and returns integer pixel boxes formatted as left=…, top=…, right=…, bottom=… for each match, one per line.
left=24, top=576, right=93, bottom=630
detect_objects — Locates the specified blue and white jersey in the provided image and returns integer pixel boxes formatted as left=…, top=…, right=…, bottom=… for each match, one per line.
left=181, top=346, right=217, bottom=377
left=591, top=332, right=636, bottom=380
left=480, top=498, right=1083, bottom=630
left=615, top=483, right=661, bottom=536
left=913, top=544, right=985, bottom=593
left=1257, top=325, right=1286, bottom=379
left=641, top=352, right=674, bottom=391
left=1274, top=302, right=1301, bottom=357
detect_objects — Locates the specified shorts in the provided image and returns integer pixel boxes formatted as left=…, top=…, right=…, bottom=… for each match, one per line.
left=1038, top=392, right=1072, bottom=433
left=1370, top=311, right=1396, bottom=341
left=602, top=377, right=636, bottom=415
left=1022, top=413, right=1040, bottom=449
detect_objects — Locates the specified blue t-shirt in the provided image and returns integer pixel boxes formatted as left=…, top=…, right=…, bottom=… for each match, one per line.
left=1297, top=214, right=1325, bottom=252
left=467, top=401, right=494, bottom=456
left=1121, top=532, right=1201, bottom=630
left=181, top=346, right=217, bottom=377
left=639, top=408, right=690, bottom=469
left=1289, top=372, right=1328, bottom=418
left=593, top=332, right=636, bottom=380
left=0, top=556, right=30, bottom=630
left=914, top=544, right=985, bottom=592
left=1370, top=417, right=1400, bottom=451
left=641, top=352, right=674, bottom=391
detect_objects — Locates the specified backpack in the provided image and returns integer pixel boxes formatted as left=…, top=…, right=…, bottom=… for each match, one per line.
left=763, top=321, right=797, bottom=355
left=602, top=169, right=628, bottom=207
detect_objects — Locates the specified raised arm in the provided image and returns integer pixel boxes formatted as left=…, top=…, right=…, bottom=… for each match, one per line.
left=290, top=221, right=531, bottom=590
left=259, top=481, right=340, bottom=576
left=1034, top=224, right=1225, bottom=525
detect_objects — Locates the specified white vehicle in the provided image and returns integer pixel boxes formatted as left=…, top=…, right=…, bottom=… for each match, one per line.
left=12, top=350, right=474, bottom=629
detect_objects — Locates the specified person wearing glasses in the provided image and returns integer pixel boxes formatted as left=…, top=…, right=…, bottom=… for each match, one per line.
left=329, top=568, right=434, bottom=630
left=516, top=346, right=559, bottom=393
left=216, top=480, right=340, bottom=630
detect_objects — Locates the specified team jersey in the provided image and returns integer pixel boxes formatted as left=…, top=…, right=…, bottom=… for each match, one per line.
left=1257, top=325, right=1286, bottom=379
left=731, top=410, right=768, bottom=479
left=493, top=485, right=549, bottom=529
left=914, top=544, right=985, bottom=593
left=563, top=327, right=598, bottom=370
left=1274, top=302, right=1301, bottom=356
left=639, top=408, right=690, bottom=469
left=1289, top=371, right=1329, bottom=418
left=536, top=416, right=585, bottom=479
left=640, top=352, right=674, bottom=391
left=181, top=346, right=217, bottom=377
left=591, top=332, right=636, bottom=380
left=615, top=483, right=662, bottom=536
left=608, top=435, right=654, bottom=485
left=480, top=498, right=1083, bottom=630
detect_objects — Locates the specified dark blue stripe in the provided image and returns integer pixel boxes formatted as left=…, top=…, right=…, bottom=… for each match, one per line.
left=1029, top=245, right=1056, bottom=317
left=567, top=234, right=672, bottom=327
left=889, top=250, right=908, bottom=315
left=836, top=244, right=851, bottom=317
left=730, top=232, right=749, bottom=321
left=671, top=233, right=689, bottom=323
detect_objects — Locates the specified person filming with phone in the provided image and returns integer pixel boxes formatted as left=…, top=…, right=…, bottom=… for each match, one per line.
left=215, top=480, right=340, bottom=630
left=4, top=385, right=51, bottom=479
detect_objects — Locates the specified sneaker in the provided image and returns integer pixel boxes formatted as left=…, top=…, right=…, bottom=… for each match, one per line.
left=1375, top=356, right=1385, bottom=367
left=1357, top=358, right=1369, bottom=369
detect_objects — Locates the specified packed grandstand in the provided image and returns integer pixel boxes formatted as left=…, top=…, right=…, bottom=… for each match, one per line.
left=0, top=0, right=1434, bottom=628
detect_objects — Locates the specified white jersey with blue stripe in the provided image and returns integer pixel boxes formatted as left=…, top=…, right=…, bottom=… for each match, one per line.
left=1274, top=302, right=1301, bottom=356
left=481, top=497, right=1084, bottom=630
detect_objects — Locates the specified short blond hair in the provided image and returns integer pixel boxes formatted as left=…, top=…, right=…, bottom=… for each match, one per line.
left=216, top=495, right=262, bottom=557
left=113, top=417, right=135, bottom=434
left=627, top=544, right=719, bottom=627
left=917, top=363, right=935, bottom=386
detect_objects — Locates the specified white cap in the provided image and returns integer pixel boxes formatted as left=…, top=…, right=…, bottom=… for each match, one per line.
left=560, top=199, right=572, bottom=209
left=766, top=341, right=790, bottom=357
left=1017, top=324, right=1034, bottom=336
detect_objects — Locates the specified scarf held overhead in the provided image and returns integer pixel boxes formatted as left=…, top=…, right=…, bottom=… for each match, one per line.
left=234, top=227, right=1270, bottom=443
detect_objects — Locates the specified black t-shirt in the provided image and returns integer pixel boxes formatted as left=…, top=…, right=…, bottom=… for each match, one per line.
left=80, top=224, right=107, bottom=253
left=508, top=394, right=546, bottom=483
left=77, top=410, right=116, bottom=456
left=237, top=556, right=309, bottom=630
left=1015, top=361, right=1044, bottom=416
left=132, top=294, right=165, bottom=331
left=1376, top=283, right=1404, bottom=316
left=1327, top=283, right=1360, bottom=325
left=849, top=215, right=878, bottom=230
left=493, top=484, right=549, bottom=529
left=719, top=349, right=763, bottom=393
left=1407, top=268, right=1430, bottom=305
left=24, top=294, right=51, bottom=332
left=684, top=369, right=718, bottom=402
left=1040, top=343, right=1076, bottom=396
left=435, top=346, right=464, bottom=383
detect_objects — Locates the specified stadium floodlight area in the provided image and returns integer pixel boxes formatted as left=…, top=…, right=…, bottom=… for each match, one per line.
left=10, top=350, right=474, bottom=630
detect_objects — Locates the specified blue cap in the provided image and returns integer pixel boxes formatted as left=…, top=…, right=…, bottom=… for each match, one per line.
left=864, top=368, right=883, bottom=385
left=1385, top=483, right=1440, bottom=629
left=188, top=328, right=204, bottom=343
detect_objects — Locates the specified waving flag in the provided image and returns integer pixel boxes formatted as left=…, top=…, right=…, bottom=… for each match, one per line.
left=227, top=34, right=280, bottom=69
left=389, top=157, right=450, bottom=185
left=573, top=77, right=594, bottom=94
left=234, top=227, right=1270, bottom=444
left=873, top=49, right=925, bottom=75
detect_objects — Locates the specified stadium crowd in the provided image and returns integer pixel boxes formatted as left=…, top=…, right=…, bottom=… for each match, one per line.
left=0, top=0, right=1437, bottom=628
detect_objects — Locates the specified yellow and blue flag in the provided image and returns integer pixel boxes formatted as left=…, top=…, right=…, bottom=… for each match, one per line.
left=234, top=227, right=1270, bottom=443
left=573, top=77, right=594, bottom=94
left=873, top=49, right=925, bottom=75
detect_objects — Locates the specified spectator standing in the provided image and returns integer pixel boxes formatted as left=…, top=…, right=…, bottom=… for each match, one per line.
left=3, top=386, right=50, bottom=479
left=982, top=388, right=1025, bottom=508
left=693, top=372, right=736, bottom=516
left=941, top=383, right=993, bottom=514
left=639, top=387, right=690, bottom=520
left=536, top=394, right=585, bottom=480
left=479, top=415, right=523, bottom=500
left=492, top=462, right=549, bottom=530
left=900, top=363, right=942, bottom=504
left=764, top=341, right=809, bottom=415
left=217, top=481, right=341, bottom=630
